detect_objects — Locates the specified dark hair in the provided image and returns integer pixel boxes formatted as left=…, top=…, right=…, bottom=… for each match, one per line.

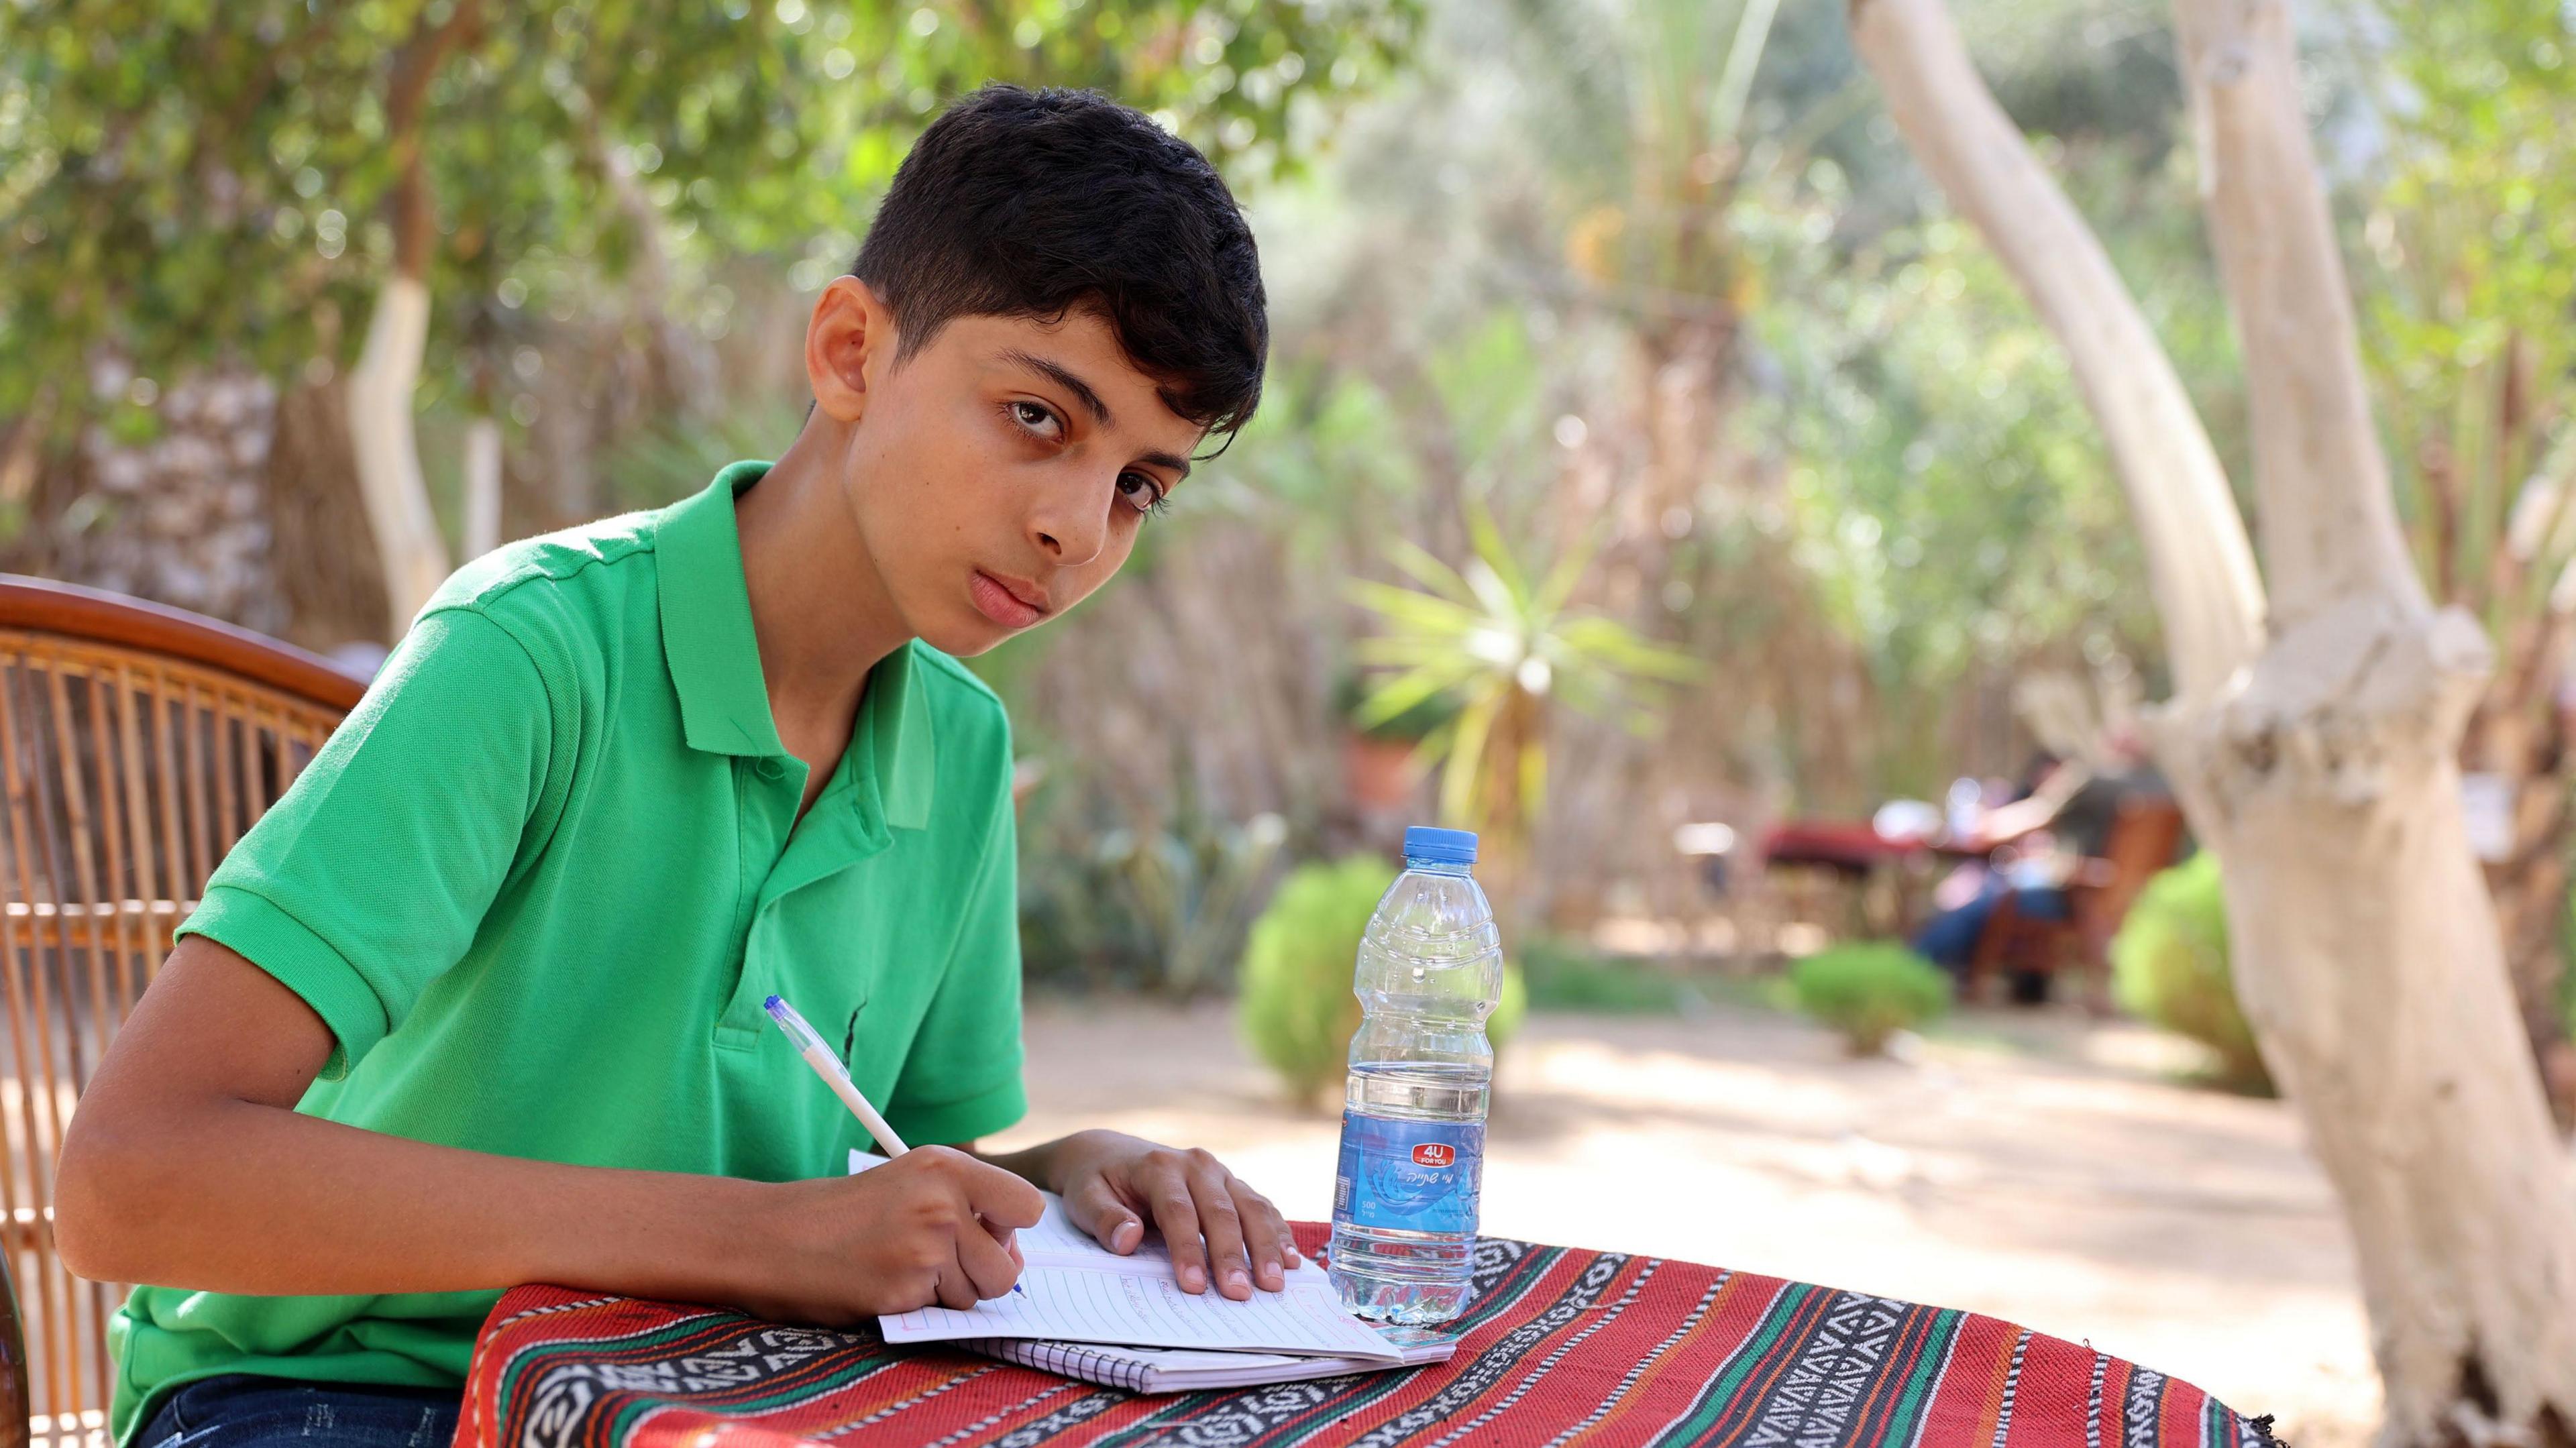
left=849, top=84, right=1268, bottom=443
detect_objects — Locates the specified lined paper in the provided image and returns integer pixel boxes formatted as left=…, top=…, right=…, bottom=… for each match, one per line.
left=881, top=1262, right=1393, bottom=1357
left=851, top=1151, right=1395, bottom=1361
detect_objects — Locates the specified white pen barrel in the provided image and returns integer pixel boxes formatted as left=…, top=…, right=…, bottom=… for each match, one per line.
left=806, top=1046, right=910, bottom=1155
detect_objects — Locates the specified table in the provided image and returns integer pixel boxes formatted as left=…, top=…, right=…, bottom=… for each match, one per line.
left=459, top=1224, right=2274, bottom=1448
left=1760, top=822, right=1952, bottom=938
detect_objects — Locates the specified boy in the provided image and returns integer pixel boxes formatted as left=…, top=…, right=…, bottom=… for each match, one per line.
left=57, top=85, right=1297, bottom=1448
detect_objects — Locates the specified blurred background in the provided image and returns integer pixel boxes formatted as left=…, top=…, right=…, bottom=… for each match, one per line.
left=7, top=0, right=2576, bottom=1441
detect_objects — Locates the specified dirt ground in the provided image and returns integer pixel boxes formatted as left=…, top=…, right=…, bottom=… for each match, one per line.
left=985, top=997, right=2377, bottom=1445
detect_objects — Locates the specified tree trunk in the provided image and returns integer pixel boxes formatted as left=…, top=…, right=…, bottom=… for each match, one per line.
left=2167, top=0, right=2576, bottom=1427
left=343, top=0, right=480, bottom=636
left=345, top=274, right=449, bottom=634
left=1848, top=0, right=2576, bottom=1438
left=1845, top=0, right=2261, bottom=704
left=2414, top=339, right=2576, bottom=1127
left=2174, top=602, right=2576, bottom=1446
left=267, top=376, right=392, bottom=657
left=461, top=413, right=502, bottom=560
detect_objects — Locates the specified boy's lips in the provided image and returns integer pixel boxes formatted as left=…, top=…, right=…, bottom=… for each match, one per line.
left=969, top=569, right=1049, bottom=629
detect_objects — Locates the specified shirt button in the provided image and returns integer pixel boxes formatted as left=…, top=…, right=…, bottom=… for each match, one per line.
left=755, top=758, right=786, bottom=781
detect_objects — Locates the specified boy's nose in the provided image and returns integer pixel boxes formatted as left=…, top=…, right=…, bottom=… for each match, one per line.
left=1028, top=486, right=1112, bottom=567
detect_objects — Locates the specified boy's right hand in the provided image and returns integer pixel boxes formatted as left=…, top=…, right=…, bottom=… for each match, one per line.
left=747, top=1146, right=1044, bottom=1324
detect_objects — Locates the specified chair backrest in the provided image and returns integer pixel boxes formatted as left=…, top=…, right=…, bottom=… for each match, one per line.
left=2092, top=795, right=2188, bottom=927
left=0, top=577, right=364, bottom=1445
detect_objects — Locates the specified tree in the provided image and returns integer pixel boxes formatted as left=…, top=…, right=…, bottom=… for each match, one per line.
left=0, top=0, right=1419, bottom=635
left=2361, top=0, right=2576, bottom=1125
left=1849, top=0, right=2576, bottom=1436
left=1349, top=502, right=1698, bottom=917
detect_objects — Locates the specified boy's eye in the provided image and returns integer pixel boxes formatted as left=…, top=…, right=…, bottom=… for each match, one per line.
left=1010, top=400, right=1061, bottom=438
left=1117, top=471, right=1169, bottom=516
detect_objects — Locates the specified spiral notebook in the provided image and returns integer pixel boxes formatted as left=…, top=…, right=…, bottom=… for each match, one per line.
left=851, top=1152, right=1403, bottom=1365
left=951, top=1326, right=1458, bottom=1394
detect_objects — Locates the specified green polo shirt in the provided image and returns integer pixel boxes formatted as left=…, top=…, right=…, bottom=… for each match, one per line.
left=107, top=461, right=1028, bottom=1444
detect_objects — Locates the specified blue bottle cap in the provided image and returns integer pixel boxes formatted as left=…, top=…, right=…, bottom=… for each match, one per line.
left=1402, top=826, right=1479, bottom=866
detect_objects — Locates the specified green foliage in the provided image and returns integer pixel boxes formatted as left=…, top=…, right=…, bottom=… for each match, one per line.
left=1517, top=934, right=1686, bottom=1015
left=606, top=396, right=810, bottom=512
left=0, top=0, right=1421, bottom=425
left=1788, top=942, right=1950, bottom=1056
left=1238, top=856, right=1398, bottom=1105
left=1744, top=186, right=2186, bottom=777
left=1018, top=775, right=1287, bottom=998
left=1493, top=947, right=1528, bottom=1048
left=1349, top=503, right=1700, bottom=838
left=2561, top=886, right=2576, bottom=1044
left=1704, top=0, right=2243, bottom=801
left=1236, top=856, right=1525, bottom=1107
left=2359, top=2, right=2576, bottom=632
left=1332, top=667, right=1455, bottom=743
left=2110, top=852, right=2271, bottom=1093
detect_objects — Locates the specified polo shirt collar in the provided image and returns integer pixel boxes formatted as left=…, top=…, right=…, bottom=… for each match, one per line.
left=654, top=461, right=937, bottom=831
left=865, top=642, right=939, bottom=832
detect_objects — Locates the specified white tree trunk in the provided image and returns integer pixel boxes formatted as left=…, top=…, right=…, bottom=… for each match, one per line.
left=2165, top=598, right=2576, bottom=1445
left=1849, top=0, right=2576, bottom=1438
left=1845, top=0, right=2263, bottom=704
left=344, top=274, right=451, bottom=636
left=2171, top=0, right=2419, bottom=633
left=461, top=413, right=502, bottom=559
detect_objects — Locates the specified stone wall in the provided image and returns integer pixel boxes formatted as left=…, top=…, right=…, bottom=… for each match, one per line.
left=56, top=364, right=288, bottom=635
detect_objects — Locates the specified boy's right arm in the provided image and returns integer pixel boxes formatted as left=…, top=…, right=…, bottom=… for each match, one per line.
left=53, top=935, right=1041, bottom=1322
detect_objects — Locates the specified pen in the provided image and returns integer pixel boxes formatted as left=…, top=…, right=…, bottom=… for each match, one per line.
left=762, top=993, right=1025, bottom=1298
left=764, top=993, right=910, bottom=1154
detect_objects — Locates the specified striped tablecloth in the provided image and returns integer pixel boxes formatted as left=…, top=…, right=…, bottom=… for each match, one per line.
left=460, top=1225, right=2275, bottom=1448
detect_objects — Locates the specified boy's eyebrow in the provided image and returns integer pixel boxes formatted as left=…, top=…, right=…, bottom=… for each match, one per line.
left=1002, top=348, right=1112, bottom=425
left=1000, top=347, right=1195, bottom=480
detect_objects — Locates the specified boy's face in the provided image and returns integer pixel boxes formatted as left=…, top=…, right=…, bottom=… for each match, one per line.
left=806, top=277, right=1205, bottom=658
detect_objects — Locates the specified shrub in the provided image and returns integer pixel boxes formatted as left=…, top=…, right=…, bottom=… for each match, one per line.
left=1238, top=855, right=1526, bottom=1108
left=1790, top=943, right=1951, bottom=1055
left=1519, top=934, right=1685, bottom=1014
left=1014, top=773, right=1285, bottom=997
left=2111, top=851, right=2271, bottom=1093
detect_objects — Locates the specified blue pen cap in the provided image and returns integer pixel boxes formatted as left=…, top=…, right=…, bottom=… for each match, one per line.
left=1402, top=826, right=1479, bottom=867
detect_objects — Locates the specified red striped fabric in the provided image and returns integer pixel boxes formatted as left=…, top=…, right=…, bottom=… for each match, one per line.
left=458, top=1225, right=2275, bottom=1448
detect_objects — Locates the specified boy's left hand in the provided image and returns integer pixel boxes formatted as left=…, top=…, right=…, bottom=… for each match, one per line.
left=1044, top=1129, right=1302, bottom=1299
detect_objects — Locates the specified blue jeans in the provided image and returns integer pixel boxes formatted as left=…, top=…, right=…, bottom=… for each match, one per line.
left=1913, top=879, right=2070, bottom=970
left=140, top=1375, right=463, bottom=1448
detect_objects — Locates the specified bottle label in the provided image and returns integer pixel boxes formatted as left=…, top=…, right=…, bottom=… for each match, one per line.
left=1334, top=1112, right=1484, bottom=1235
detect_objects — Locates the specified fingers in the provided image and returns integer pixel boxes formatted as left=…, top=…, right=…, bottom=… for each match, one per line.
left=1065, top=1176, right=1147, bottom=1256
left=955, top=1215, right=1024, bottom=1302
left=932, top=1254, right=981, bottom=1311
left=1182, top=1153, right=1255, bottom=1301
left=877, top=1146, right=1042, bottom=1311
left=1233, top=1181, right=1297, bottom=1292
left=1144, top=1167, right=1212, bottom=1294
left=954, top=1153, right=1046, bottom=1231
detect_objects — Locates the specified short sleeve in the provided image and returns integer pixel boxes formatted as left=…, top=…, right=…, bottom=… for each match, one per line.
left=174, top=607, right=553, bottom=1079
left=886, top=783, right=1027, bottom=1146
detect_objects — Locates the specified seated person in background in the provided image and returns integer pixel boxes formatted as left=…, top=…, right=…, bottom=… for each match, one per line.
left=1913, top=732, right=2169, bottom=974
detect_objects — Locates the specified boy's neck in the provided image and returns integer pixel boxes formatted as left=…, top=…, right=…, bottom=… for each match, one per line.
left=731, top=436, right=912, bottom=731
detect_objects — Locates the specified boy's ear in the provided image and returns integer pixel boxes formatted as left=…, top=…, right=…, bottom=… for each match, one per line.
left=806, top=275, right=896, bottom=425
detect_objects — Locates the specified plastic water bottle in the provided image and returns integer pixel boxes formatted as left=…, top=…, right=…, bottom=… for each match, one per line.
left=1328, top=826, right=1501, bottom=1325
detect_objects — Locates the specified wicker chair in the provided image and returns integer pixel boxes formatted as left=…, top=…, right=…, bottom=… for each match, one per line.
left=0, top=577, right=366, bottom=1448
left=1964, top=795, right=2188, bottom=1007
